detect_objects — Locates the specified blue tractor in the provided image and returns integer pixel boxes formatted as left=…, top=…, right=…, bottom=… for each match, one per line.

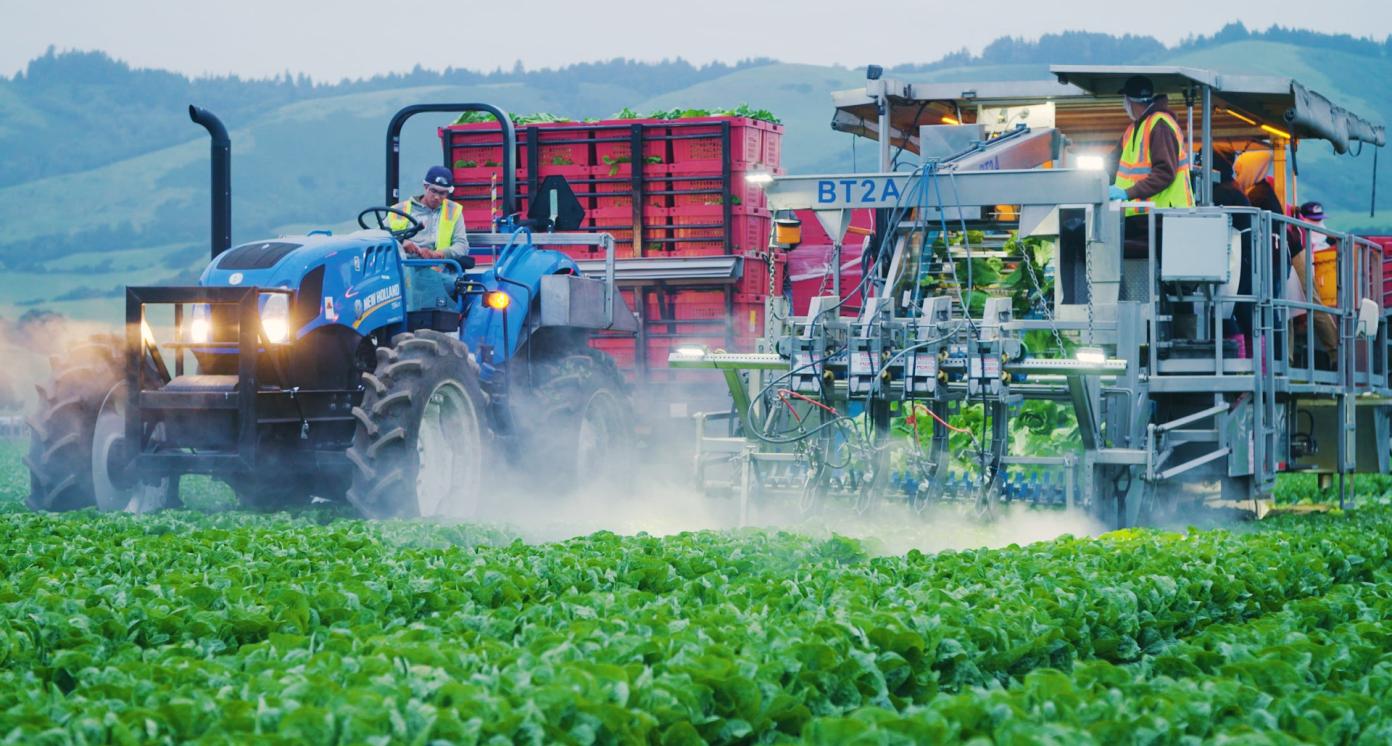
left=26, top=104, right=639, bottom=518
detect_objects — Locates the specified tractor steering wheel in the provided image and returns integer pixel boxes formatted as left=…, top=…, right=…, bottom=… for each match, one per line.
left=358, top=206, right=424, bottom=241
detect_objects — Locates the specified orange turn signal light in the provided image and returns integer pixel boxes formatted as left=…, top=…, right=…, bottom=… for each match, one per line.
left=484, top=291, right=511, bottom=310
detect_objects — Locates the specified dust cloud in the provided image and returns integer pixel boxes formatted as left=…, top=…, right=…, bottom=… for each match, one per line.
left=468, top=441, right=1108, bottom=556
left=0, top=312, right=110, bottom=417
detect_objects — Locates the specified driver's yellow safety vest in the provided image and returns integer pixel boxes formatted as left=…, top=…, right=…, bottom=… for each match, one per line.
left=1114, top=111, right=1194, bottom=217
left=388, top=199, right=462, bottom=248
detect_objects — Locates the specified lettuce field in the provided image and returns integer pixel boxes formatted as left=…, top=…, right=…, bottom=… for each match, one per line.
left=2, top=438, right=1392, bottom=744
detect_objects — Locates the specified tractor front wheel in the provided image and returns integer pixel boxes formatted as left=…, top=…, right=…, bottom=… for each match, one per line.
left=91, top=383, right=178, bottom=513
left=345, top=331, right=493, bottom=519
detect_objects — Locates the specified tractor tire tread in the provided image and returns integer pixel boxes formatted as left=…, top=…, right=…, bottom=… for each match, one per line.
left=382, top=359, right=425, bottom=379
left=346, top=447, right=376, bottom=481
left=397, top=337, right=441, bottom=356
left=24, top=415, right=48, bottom=443
left=345, top=331, right=492, bottom=519
left=365, top=427, right=406, bottom=459
left=350, top=406, right=379, bottom=437
left=27, top=334, right=126, bottom=512
left=360, top=372, right=387, bottom=396
left=371, top=390, right=414, bottom=416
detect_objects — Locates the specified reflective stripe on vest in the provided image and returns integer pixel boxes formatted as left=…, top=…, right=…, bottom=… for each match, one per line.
left=1113, top=110, right=1195, bottom=216
left=387, top=200, right=461, bottom=249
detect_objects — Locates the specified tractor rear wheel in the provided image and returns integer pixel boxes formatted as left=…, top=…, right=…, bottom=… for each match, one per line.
left=345, top=331, right=493, bottom=519
left=524, top=340, right=635, bottom=490
left=26, top=336, right=122, bottom=511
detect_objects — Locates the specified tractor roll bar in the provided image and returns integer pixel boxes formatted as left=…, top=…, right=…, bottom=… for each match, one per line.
left=188, top=105, right=232, bottom=259
left=386, top=103, right=517, bottom=218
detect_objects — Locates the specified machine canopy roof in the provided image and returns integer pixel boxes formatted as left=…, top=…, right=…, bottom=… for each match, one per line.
left=832, top=65, right=1385, bottom=156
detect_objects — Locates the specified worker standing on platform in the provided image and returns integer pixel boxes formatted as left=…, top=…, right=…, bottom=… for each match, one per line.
left=1108, top=75, right=1195, bottom=241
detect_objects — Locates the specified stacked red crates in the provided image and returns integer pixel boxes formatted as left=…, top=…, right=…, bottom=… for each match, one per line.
left=590, top=253, right=787, bottom=382
left=438, top=115, right=785, bottom=381
left=439, top=117, right=781, bottom=258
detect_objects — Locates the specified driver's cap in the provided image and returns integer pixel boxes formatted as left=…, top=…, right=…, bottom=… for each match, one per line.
left=424, top=165, right=454, bottom=193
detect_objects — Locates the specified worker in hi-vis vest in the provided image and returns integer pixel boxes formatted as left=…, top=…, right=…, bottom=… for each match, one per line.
left=1108, top=75, right=1195, bottom=237
left=389, top=165, right=472, bottom=265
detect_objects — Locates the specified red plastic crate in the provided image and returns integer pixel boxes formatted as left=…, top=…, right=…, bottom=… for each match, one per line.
left=669, top=117, right=780, bottom=166
left=591, top=165, right=669, bottom=210
left=592, top=124, right=668, bottom=176
left=569, top=207, right=673, bottom=258
left=667, top=206, right=772, bottom=255
left=762, top=129, right=781, bottom=169
left=645, top=289, right=727, bottom=321
left=442, top=124, right=512, bottom=173
left=589, top=335, right=636, bottom=369
left=443, top=121, right=585, bottom=172
left=450, top=166, right=525, bottom=228
left=534, top=127, right=590, bottom=169
left=666, top=163, right=771, bottom=209
left=588, top=321, right=766, bottom=383
left=735, top=251, right=787, bottom=298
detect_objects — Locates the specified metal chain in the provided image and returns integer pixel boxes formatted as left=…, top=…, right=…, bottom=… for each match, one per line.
left=768, top=249, right=777, bottom=299
left=1085, top=239, right=1097, bottom=346
left=814, top=246, right=835, bottom=300
left=1020, top=242, right=1068, bottom=355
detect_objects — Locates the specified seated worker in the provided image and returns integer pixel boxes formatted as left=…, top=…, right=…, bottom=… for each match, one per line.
left=1108, top=76, right=1195, bottom=253
left=1289, top=200, right=1340, bottom=359
left=389, top=166, right=474, bottom=267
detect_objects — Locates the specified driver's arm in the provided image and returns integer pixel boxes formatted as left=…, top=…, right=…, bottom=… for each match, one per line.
left=441, top=215, right=471, bottom=263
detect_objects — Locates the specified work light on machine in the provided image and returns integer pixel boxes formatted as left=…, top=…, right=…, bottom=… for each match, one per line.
left=1075, top=346, right=1108, bottom=365
left=1075, top=154, right=1106, bottom=171
left=484, top=291, right=511, bottom=310
left=745, top=168, right=775, bottom=186
left=673, top=344, right=709, bottom=359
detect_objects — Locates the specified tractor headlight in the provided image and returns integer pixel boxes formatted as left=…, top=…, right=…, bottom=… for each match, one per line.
left=260, top=293, right=291, bottom=344
left=189, top=304, right=211, bottom=344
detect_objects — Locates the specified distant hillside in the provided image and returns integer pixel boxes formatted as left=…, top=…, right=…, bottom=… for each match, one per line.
left=1, top=24, right=1389, bottom=320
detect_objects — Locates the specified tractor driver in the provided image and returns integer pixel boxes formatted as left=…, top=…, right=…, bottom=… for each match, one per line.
left=1108, top=75, right=1195, bottom=248
left=389, top=165, right=473, bottom=266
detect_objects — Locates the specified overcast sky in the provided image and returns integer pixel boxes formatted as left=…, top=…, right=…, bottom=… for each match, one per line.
left=2, top=0, right=1389, bottom=81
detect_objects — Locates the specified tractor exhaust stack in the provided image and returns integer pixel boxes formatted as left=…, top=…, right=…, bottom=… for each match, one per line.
left=188, top=105, right=232, bottom=259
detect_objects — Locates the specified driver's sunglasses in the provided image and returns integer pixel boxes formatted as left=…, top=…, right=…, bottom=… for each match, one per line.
left=425, top=185, right=452, bottom=197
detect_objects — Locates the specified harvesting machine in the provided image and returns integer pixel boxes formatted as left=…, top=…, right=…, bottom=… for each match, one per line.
left=26, top=104, right=639, bottom=517
left=678, top=65, right=1392, bottom=527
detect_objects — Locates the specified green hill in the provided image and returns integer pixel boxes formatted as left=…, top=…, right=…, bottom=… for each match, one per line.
left=1, top=27, right=1389, bottom=321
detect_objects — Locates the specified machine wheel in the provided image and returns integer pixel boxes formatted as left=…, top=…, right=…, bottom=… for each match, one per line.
left=345, top=330, right=492, bottom=519
left=524, top=341, right=635, bottom=490
left=91, top=383, right=178, bottom=512
left=26, top=335, right=126, bottom=511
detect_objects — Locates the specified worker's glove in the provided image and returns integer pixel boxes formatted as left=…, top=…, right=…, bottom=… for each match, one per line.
left=1108, top=185, right=1128, bottom=201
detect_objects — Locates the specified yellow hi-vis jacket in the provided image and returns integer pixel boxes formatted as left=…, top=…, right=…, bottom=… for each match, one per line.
left=387, top=199, right=463, bottom=249
left=1114, top=111, right=1195, bottom=216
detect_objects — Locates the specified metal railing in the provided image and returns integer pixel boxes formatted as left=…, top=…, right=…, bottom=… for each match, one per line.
left=1135, top=206, right=1388, bottom=397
